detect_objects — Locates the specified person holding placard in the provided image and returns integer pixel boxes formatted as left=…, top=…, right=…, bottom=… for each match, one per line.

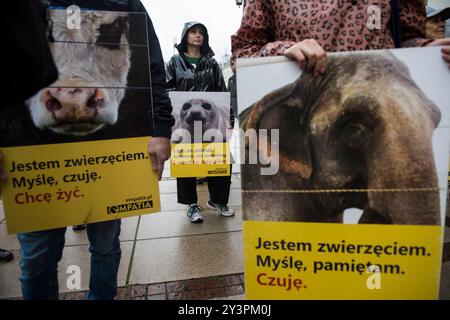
left=166, top=21, right=234, bottom=223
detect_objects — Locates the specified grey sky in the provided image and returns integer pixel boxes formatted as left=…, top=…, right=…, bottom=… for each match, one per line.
left=142, top=0, right=244, bottom=63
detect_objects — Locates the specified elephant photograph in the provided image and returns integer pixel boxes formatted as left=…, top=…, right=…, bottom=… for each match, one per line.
left=239, top=50, right=445, bottom=226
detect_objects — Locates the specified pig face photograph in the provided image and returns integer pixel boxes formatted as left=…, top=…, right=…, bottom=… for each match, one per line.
left=239, top=50, right=447, bottom=226
left=0, top=10, right=152, bottom=146
left=169, top=92, right=230, bottom=143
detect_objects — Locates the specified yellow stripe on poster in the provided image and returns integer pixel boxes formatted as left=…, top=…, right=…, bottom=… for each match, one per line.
left=170, top=142, right=231, bottom=177
left=1, top=137, right=160, bottom=234
left=244, top=221, right=443, bottom=300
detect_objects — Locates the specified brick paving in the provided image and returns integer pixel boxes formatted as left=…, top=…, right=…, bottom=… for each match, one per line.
left=58, top=273, right=245, bottom=300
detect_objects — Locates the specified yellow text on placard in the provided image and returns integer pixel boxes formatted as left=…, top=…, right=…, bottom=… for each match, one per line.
left=1, top=137, right=160, bottom=234
left=170, top=142, right=230, bottom=177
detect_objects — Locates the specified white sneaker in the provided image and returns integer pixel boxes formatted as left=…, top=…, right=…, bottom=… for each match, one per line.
left=206, top=200, right=235, bottom=217
left=187, top=204, right=203, bottom=223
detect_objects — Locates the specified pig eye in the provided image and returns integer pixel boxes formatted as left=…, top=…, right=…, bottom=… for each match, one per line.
left=201, top=103, right=211, bottom=110
left=96, top=16, right=129, bottom=49
left=182, top=103, right=192, bottom=111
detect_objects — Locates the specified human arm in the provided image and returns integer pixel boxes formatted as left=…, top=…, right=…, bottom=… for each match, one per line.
left=132, top=1, right=174, bottom=179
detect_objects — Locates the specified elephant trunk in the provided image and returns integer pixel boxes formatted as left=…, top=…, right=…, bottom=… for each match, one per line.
left=361, top=115, right=440, bottom=225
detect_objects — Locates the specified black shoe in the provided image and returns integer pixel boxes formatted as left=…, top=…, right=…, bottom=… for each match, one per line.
left=0, top=248, right=14, bottom=262
left=72, top=224, right=87, bottom=231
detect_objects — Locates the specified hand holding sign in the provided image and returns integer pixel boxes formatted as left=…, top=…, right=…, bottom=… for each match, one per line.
left=148, top=137, right=171, bottom=180
left=284, top=39, right=327, bottom=78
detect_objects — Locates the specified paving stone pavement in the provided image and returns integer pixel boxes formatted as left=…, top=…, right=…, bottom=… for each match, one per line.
left=59, top=273, right=245, bottom=300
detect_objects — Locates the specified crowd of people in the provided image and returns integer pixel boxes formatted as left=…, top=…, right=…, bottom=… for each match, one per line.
left=0, top=0, right=449, bottom=300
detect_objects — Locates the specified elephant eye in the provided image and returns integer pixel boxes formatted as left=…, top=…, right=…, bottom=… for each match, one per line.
left=201, top=103, right=211, bottom=110
left=340, top=120, right=367, bottom=149
left=182, top=103, right=192, bottom=111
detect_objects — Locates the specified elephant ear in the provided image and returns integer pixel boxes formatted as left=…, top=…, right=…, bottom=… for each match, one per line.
left=244, top=81, right=313, bottom=180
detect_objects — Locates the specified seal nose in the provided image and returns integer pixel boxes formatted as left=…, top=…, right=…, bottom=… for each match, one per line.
left=190, top=110, right=201, bottom=117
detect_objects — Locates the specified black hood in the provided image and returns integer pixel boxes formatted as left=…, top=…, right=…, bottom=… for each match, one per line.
left=175, top=21, right=214, bottom=57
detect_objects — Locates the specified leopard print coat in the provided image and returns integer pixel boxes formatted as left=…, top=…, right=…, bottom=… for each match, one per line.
left=231, top=0, right=431, bottom=64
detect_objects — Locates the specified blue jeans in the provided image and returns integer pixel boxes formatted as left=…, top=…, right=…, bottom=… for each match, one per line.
left=17, top=219, right=121, bottom=300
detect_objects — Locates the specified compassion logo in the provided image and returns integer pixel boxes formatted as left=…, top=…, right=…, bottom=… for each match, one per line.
left=107, top=200, right=153, bottom=214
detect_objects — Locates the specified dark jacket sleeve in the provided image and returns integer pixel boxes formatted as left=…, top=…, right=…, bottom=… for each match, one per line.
left=3, top=1, right=58, bottom=107
left=227, top=74, right=237, bottom=123
left=212, top=59, right=231, bottom=125
left=165, top=57, right=177, bottom=92
left=213, top=60, right=227, bottom=92
left=132, top=1, right=174, bottom=138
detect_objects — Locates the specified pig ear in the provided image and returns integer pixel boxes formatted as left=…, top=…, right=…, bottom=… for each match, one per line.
left=244, top=83, right=313, bottom=180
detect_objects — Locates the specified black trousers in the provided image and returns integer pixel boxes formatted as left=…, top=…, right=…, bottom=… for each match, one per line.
left=177, top=166, right=232, bottom=205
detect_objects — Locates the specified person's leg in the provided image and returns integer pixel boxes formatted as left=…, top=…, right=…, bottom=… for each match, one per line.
left=177, top=177, right=203, bottom=222
left=86, top=219, right=122, bottom=300
left=17, top=228, right=66, bottom=300
left=177, top=177, right=198, bottom=204
left=207, top=165, right=232, bottom=205
left=206, top=165, right=234, bottom=216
